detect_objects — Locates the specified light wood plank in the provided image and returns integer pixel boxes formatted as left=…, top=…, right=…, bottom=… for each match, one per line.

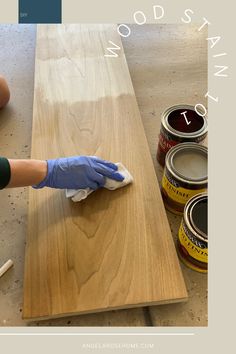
left=23, top=24, right=187, bottom=321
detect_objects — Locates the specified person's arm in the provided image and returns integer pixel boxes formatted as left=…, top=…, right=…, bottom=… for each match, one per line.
left=0, top=156, right=124, bottom=190
left=8, top=159, right=47, bottom=187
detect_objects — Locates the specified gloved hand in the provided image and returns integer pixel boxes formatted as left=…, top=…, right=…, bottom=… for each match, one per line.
left=33, top=156, right=124, bottom=190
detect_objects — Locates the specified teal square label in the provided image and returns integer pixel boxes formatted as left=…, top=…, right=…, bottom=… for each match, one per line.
left=19, top=0, right=62, bottom=23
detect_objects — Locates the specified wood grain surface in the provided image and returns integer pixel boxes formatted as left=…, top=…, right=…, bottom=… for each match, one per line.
left=23, top=24, right=187, bottom=320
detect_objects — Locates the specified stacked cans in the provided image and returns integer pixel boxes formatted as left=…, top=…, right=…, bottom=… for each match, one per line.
left=157, top=105, right=208, bottom=272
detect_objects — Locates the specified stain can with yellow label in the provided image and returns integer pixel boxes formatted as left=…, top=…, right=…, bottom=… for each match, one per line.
left=177, top=193, right=208, bottom=273
left=161, top=142, right=207, bottom=214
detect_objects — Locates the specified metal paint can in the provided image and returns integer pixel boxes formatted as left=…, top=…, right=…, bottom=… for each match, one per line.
left=157, top=105, right=208, bottom=166
left=161, top=142, right=207, bottom=214
left=177, top=193, right=208, bottom=273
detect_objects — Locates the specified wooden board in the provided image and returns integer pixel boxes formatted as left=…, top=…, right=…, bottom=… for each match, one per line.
left=23, top=24, right=187, bottom=320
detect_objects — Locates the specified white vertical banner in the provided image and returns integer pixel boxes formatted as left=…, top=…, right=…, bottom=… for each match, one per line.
left=0, top=0, right=18, bottom=23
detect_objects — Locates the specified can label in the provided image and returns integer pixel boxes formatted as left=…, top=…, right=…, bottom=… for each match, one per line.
left=158, top=132, right=177, bottom=154
left=162, top=174, right=206, bottom=205
left=178, top=221, right=208, bottom=263
left=157, top=132, right=178, bottom=166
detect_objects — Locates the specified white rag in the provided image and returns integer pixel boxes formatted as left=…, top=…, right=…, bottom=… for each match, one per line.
left=65, top=162, right=133, bottom=202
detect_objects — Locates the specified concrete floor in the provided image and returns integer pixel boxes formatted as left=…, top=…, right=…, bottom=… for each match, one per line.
left=0, top=24, right=207, bottom=326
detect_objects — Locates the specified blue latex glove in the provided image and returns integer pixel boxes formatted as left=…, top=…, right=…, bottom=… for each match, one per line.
left=33, top=156, right=124, bottom=190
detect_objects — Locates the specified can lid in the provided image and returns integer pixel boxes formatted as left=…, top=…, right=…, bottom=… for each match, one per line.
left=166, top=142, right=208, bottom=184
left=190, top=196, right=208, bottom=239
left=184, top=193, right=208, bottom=242
left=162, top=105, right=208, bottom=139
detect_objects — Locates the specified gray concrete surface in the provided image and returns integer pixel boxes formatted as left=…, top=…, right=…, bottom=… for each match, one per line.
left=0, top=24, right=207, bottom=326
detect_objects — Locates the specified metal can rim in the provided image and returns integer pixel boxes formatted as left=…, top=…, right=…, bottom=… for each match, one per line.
left=162, top=104, right=208, bottom=139
left=165, top=142, right=208, bottom=185
left=184, top=192, right=208, bottom=243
